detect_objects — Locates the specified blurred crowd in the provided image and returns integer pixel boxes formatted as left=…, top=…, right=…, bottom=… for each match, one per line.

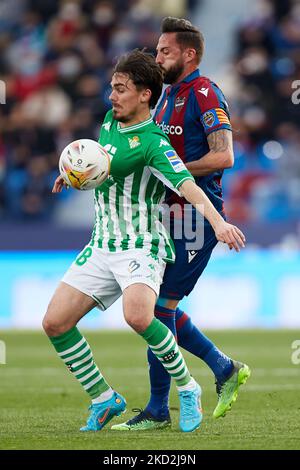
left=0, top=0, right=185, bottom=220
left=225, top=0, right=300, bottom=223
left=0, top=0, right=299, bottom=224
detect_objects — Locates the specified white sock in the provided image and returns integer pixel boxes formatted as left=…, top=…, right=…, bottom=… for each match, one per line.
left=177, top=377, right=197, bottom=393
left=92, top=388, right=114, bottom=404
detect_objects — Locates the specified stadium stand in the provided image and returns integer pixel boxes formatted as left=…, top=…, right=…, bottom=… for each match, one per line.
left=0, top=0, right=299, bottom=245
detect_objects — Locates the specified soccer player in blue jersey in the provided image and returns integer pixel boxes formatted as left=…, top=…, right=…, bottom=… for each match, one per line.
left=112, top=17, right=250, bottom=431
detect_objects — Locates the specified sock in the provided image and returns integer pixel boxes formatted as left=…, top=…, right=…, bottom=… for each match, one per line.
left=176, top=308, right=233, bottom=383
left=145, top=306, right=176, bottom=418
left=92, top=388, right=114, bottom=404
left=177, top=376, right=197, bottom=392
left=49, top=326, right=111, bottom=400
left=140, top=317, right=191, bottom=389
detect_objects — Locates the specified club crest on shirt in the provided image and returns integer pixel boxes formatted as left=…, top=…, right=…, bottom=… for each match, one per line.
left=175, top=96, right=186, bottom=113
left=203, top=110, right=215, bottom=127
left=128, top=136, right=141, bottom=149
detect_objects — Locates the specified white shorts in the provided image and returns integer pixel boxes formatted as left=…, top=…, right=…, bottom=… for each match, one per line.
left=62, top=246, right=166, bottom=310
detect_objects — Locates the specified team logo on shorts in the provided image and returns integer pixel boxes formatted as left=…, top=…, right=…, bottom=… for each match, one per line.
left=188, top=250, right=198, bottom=263
left=128, top=260, right=140, bottom=273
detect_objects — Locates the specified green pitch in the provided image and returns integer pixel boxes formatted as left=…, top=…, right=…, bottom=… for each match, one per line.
left=1, top=330, right=300, bottom=450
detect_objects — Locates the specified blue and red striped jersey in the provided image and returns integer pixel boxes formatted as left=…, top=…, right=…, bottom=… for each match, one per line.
left=154, top=69, right=231, bottom=216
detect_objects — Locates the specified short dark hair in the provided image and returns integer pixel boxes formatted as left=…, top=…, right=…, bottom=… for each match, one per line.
left=113, top=49, right=164, bottom=108
left=161, top=17, right=204, bottom=64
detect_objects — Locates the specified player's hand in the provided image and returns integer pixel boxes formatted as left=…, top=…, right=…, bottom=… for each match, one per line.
left=52, top=175, right=68, bottom=193
left=214, top=220, right=246, bottom=252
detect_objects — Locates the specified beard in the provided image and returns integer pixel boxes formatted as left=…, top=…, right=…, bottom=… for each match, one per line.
left=161, top=61, right=185, bottom=85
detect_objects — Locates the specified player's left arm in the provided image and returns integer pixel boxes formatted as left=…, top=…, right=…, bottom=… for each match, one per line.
left=185, top=82, right=234, bottom=176
left=52, top=175, right=68, bottom=193
left=185, top=129, right=233, bottom=176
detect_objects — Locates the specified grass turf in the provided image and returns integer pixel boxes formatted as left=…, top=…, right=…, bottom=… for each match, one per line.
left=0, top=329, right=300, bottom=450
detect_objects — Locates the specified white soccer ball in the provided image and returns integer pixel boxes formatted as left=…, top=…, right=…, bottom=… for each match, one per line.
left=59, top=139, right=110, bottom=190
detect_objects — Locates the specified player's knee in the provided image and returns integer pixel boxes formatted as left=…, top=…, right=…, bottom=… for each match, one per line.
left=124, top=309, right=151, bottom=334
left=124, top=311, right=143, bottom=333
left=42, top=313, right=67, bottom=337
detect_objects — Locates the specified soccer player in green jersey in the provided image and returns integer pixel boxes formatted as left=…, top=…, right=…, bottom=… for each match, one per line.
left=44, top=50, right=245, bottom=433
left=114, top=18, right=251, bottom=432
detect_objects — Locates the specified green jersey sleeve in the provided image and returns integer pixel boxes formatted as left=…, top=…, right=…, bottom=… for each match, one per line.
left=144, top=132, right=194, bottom=195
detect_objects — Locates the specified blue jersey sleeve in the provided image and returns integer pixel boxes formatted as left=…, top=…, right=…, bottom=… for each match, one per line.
left=193, top=79, right=232, bottom=135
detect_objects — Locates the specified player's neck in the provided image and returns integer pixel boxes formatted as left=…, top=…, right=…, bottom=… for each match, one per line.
left=119, top=110, right=151, bottom=128
left=172, top=65, right=198, bottom=86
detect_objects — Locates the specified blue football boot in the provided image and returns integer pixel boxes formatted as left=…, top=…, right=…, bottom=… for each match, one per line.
left=179, top=382, right=203, bottom=432
left=80, top=391, right=126, bottom=431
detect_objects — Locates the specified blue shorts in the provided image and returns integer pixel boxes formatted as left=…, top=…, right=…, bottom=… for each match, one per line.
left=160, top=218, right=218, bottom=300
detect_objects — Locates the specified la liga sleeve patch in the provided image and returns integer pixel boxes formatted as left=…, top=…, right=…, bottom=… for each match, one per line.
left=164, top=149, right=186, bottom=173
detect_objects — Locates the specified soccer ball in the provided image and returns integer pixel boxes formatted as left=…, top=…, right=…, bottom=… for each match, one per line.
left=59, top=139, right=110, bottom=190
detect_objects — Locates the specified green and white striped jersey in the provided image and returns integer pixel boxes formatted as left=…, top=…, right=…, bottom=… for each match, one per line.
left=89, top=110, right=194, bottom=262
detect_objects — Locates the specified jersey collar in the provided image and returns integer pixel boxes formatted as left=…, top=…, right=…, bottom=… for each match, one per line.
left=117, top=116, right=153, bottom=133
left=183, top=69, right=200, bottom=83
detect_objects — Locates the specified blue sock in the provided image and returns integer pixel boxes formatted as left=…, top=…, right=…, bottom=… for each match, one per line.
left=145, top=305, right=176, bottom=419
left=176, top=308, right=233, bottom=383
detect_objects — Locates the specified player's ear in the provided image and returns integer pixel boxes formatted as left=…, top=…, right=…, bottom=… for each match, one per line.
left=184, top=48, right=197, bottom=63
left=141, top=88, right=151, bottom=103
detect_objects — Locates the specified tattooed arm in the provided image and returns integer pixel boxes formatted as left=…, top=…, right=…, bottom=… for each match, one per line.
left=185, top=129, right=234, bottom=177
